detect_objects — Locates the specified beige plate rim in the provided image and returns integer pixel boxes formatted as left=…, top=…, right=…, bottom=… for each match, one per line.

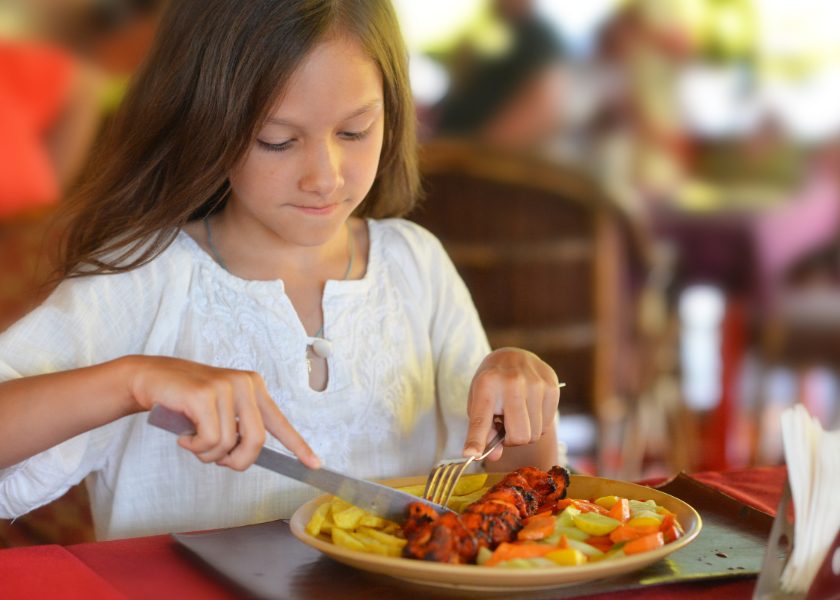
left=289, top=474, right=702, bottom=591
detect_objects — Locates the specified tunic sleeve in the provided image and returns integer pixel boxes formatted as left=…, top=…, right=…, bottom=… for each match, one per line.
left=0, top=243, right=192, bottom=518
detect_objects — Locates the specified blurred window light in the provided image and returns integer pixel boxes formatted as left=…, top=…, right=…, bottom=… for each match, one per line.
left=676, top=63, right=761, bottom=137
left=755, top=0, right=840, bottom=61
left=761, top=68, right=840, bottom=144
left=679, top=285, right=726, bottom=411
left=409, top=53, right=450, bottom=106
left=534, top=0, right=619, bottom=57
left=392, top=0, right=487, bottom=53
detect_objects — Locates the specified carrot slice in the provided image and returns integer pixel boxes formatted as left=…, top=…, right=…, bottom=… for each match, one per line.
left=608, top=498, right=630, bottom=524
left=575, top=501, right=609, bottom=516
left=610, top=525, right=642, bottom=544
left=660, top=514, right=684, bottom=543
left=483, top=542, right=556, bottom=567
left=585, top=535, right=614, bottom=552
left=523, top=511, right=553, bottom=524
left=624, top=532, right=665, bottom=555
left=557, top=534, right=571, bottom=549
left=517, top=517, right=556, bottom=541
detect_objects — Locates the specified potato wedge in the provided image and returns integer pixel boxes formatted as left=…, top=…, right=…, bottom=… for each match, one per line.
left=358, top=526, right=407, bottom=548
left=305, top=502, right=331, bottom=537
left=319, top=511, right=336, bottom=534
left=358, top=513, right=388, bottom=529
left=332, top=505, right=367, bottom=530
left=396, top=474, right=487, bottom=499
left=351, top=532, right=403, bottom=557
left=332, top=527, right=367, bottom=552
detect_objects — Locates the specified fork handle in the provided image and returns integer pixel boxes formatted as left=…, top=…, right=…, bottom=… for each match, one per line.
left=477, top=426, right=506, bottom=460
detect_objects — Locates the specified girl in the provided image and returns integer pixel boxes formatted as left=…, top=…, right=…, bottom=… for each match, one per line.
left=0, top=0, right=560, bottom=541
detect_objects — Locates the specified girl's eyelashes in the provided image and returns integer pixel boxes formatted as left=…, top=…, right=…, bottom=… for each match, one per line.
left=258, top=139, right=293, bottom=153
left=257, top=129, right=370, bottom=153
left=340, top=129, right=370, bottom=141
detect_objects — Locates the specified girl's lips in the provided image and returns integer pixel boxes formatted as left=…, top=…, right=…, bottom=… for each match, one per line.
left=294, top=204, right=340, bottom=215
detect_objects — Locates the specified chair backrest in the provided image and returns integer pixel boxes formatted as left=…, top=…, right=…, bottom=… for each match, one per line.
left=411, top=140, right=648, bottom=417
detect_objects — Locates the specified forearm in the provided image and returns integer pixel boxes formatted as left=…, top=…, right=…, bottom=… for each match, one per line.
left=0, top=356, right=142, bottom=469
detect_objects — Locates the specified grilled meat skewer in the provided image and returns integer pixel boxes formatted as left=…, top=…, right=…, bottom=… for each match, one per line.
left=403, top=465, right=570, bottom=564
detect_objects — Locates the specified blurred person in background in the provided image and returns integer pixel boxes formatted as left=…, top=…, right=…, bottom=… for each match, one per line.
left=0, top=40, right=104, bottom=220
left=0, top=0, right=162, bottom=220
left=433, top=0, right=566, bottom=152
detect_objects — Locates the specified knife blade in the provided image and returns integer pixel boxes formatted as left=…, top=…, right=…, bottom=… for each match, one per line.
left=147, top=404, right=455, bottom=524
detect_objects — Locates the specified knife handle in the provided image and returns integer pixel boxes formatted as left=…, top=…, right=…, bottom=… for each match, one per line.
left=148, top=404, right=198, bottom=436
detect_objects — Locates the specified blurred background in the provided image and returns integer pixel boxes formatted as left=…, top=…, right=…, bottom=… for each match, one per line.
left=3, top=0, right=840, bottom=544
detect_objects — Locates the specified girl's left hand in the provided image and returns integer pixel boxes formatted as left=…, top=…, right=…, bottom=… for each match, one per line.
left=463, top=348, right=560, bottom=461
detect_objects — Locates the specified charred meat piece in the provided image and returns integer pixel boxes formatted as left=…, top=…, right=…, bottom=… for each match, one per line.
left=546, top=465, right=571, bottom=501
left=403, top=465, right=566, bottom=564
left=478, top=485, right=538, bottom=518
left=403, top=503, right=440, bottom=537
left=515, top=466, right=557, bottom=501
left=461, top=501, right=522, bottom=545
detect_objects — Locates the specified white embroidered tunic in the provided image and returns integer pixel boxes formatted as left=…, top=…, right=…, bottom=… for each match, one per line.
left=0, top=219, right=490, bottom=540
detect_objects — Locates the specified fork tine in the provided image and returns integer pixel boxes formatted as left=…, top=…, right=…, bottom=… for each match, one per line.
left=439, top=460, right=472, bottom=508
left=427, top=462, right=459, bottom=505
left=423, top=464, right=446, bottom=501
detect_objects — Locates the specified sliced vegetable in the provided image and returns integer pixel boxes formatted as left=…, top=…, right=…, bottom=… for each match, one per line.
left=628, top=515, right=663, bottom=528
left=572, top=512, right=622, bottom=536
left=483, top=542, right=556, bottom=567
left=545, top=548, right=587, bottom=566
left=517, top=516, right=556, bottom=541
left=624, top=532, right=665, bottom=555
left=595, top=495, right=620, bottom=510
left=564, top=538, right=606, bottom=558
left=555, top=506, right=581, bottom=528
left=543, top=525, right=591, bottom=545
left=583, top=535, right=615, bottom=553
left=608, top=498, right=630, bottom=524
left=660, top=513, right=685, bottom=543
left=609, top=524, right=659, bottom=544
left=476, top=546, right=493, bottom=566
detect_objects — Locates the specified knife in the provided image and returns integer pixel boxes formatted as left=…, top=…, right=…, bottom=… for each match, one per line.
left=147, top=404, right=455, bottom=524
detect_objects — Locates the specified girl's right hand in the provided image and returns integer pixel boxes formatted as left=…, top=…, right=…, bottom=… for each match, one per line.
left=127, top=356, right=321, bottom=471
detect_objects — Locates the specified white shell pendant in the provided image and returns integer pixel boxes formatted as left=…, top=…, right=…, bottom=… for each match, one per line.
left=311, top=338, right=333, bottom=358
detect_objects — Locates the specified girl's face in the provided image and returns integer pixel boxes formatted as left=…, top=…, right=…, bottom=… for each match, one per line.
left=228, top=34, right=385, bottom=247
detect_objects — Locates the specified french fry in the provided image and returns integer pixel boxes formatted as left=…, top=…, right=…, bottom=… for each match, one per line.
left=332, top=505, right=367, bottom=530
left=305, top=502, right=331, bottom=537
left=332, top=527, right=367, bottom=552
left=451, top=487, right=489, bottom=513
left=358, top=513, right=388, bottom=528
left=330, top=497, right=354, bottom=513
left=358, top=526, right=407, bottom=548
left=397, top=484, right=425, bottom=497
left=452, top=474, right=487, bottom=496
left=351, top=532, right=403, bottom=557
left=320, top=510, right=336, bottom=534
left=396, top=474, right=488, bottom=499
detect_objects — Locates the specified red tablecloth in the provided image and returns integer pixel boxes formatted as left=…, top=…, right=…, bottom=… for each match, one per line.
left=0, top=467, right=788, bottom=600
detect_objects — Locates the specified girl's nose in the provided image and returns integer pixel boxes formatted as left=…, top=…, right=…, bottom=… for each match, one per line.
left=299, top=142, right=344, bottom=197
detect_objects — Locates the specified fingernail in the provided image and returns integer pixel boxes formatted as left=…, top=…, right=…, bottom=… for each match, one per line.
left=310, top=456, right=322, bottom=469
left=462, top=445, right=480, bottom=458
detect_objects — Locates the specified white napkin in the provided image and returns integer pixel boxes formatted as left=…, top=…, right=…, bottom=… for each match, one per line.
left=779, top=404, right=840, bottom=593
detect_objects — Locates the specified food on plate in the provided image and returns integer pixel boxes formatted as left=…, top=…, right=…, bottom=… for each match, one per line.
left=303, top=467, right=686, bottom=568
left=403, top=466, right=570, bottom=563
left=303, top=474, right=490, bottom=557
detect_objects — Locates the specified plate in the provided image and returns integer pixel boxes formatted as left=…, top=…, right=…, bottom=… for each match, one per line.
left=289, top=473, right=702, bottom=592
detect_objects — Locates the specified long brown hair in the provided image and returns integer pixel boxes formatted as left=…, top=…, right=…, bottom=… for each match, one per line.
left=59, top=0, right=419, bottom=279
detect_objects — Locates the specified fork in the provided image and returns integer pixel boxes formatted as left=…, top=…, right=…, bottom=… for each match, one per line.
left=424, top=383, right=565, bottom=508
left=423, top=425, right=506, bottom=508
